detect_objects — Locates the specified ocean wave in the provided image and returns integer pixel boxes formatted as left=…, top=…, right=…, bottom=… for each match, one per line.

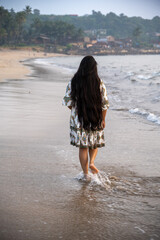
left=126, top=71, right=135, bottom=77
left=34, top=58, right=49, bottom=65
left=154, top=96, right=160, bottom=102
left=126, top=71, right=160, bottom=82
left=129, top=108, right=160, bottom=125
left=33, top=58, right=75, bottom=73
left=137, top=75, right=153, bottom=80
left=137, top=72, right=160, bottom=81
left=51, top=63, right=75, bottom=73
left=153, top=71, right=160, bottom=77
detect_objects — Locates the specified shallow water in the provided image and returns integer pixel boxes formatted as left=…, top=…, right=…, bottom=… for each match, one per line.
left=0, top=55, right=160, bottom=239
left=33, top=55, right=160, bottom=126
left=72, top=171, right=160, bottom=239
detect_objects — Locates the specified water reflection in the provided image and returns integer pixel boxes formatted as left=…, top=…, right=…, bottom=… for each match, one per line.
left=66, top=172, right=160, bottom=239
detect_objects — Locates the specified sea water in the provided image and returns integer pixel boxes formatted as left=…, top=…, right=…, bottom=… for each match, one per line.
left=34, top=55, right=160, bottom=126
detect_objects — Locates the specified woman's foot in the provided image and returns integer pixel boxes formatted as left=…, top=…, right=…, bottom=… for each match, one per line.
left=83, top=173, right=91, bottom=181
left=89, top=164, right=99, bottom=174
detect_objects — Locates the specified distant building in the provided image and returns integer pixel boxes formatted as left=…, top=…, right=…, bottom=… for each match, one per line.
left=32, top=34, right=50, bottom=44
left=114, top=38, right=132, bottom=48
left=86, top=44, right=93, bottom=48
left=84, top=29, right=107, bottom=37
left=71, top=42, right=84, bottom=49
left=97, top=38, right=107, bottom=43
left=153, top=44, right=160, bottom=48
left=84, top=37, right=90, bottom=43
left=91, top=40, right=97, bottom=44
left=107, top=36, right=115, bottom=42
left=114, top=41, right=123, bottom=48
left=96, top=29, right=107, bottom=37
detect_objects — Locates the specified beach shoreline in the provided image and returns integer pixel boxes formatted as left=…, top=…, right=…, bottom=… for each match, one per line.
left=1, top=48, right=160, bottom=83
left=0, top=48, right=65, bottom=82
left=0, top=52, right=159, bottom=177
left=0, top=54, right=160, bottom=239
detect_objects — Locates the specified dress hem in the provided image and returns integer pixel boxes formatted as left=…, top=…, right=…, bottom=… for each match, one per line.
left=70, top=142, right=105, bottom=149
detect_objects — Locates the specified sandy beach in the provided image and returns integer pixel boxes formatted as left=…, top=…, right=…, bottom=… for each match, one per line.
left=0, top=54, right=160, bottom=240
left=0, top=48, right=64, bottom=82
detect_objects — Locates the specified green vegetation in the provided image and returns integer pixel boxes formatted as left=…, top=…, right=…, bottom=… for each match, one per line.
left=0, top=6, right=160, bottom=49
left=37, top=10, right=160, bottom=42
left=0, top=6, right=83, bottom=46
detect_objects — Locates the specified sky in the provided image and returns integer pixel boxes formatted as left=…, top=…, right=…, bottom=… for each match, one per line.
left=0, top=0, right=160, bottom=19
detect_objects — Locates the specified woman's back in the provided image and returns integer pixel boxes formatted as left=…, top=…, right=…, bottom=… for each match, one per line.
left=71, top=55, right=102, bottom=130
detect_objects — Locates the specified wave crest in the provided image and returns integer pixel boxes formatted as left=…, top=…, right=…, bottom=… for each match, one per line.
left=129, top=108, right=160, bottom=125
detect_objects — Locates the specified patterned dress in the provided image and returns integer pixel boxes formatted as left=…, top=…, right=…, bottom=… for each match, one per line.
left=62, top=79, right=109, bottom=149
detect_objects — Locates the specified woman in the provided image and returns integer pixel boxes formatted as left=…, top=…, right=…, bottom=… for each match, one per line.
left=62, top=56, right=109, bottom=177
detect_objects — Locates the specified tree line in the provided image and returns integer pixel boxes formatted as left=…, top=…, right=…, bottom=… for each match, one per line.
left=0, top=6, right=83, bottom=46
left=0, top=6, right=160, bottom=47
left=42, top=10, right=160, bottom=44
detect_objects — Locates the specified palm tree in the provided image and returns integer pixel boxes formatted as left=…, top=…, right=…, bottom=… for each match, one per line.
left=15, top=11, right=26, bottom=44
left=24, top=5, right=32, bottom=15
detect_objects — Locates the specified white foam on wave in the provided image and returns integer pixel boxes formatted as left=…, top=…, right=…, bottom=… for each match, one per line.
left=34, top=58, right=49, bottom=65
left=126, top=71, right=135, bottom=77
left=33, top=58, right=75, bottom=73
left=153, top=71, right=160, bottom=77
left=136, top=72, right=160, bottom=81
left=129, top=108, right=147, bottom=115
left=154, top=96, right=160, bottom=101
left=134, top=226, right=145, bottom=234
left=52, top=63, right=74, bottom=73
left=126, top=71, right=160, bottom=82
left=147, top=113, right=160, bottom=123
left=75, top=171, right=111, bottom=188
left=137, top=75, right=153, bottom=80
left=129, top=108, right=160, bottom=125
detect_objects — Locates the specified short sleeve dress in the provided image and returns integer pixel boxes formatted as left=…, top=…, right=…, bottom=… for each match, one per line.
left=62, top=79, right=109, bottom=149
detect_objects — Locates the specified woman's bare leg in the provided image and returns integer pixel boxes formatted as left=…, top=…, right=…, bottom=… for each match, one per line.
left=79, top=148, right=89, bottom=175
left=89, top=148, right=99, bottom=174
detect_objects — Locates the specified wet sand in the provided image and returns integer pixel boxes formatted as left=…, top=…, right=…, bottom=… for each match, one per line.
left=0, top=49, right=64, bottom=82
left=0, top=58, right=160, bottom=240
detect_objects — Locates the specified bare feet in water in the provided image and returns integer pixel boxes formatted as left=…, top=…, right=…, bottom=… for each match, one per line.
left=89, top=164, right=99, bottom=174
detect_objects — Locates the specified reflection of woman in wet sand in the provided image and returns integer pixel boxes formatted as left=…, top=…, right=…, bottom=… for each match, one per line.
left=63, top=56, right=109, bottom=177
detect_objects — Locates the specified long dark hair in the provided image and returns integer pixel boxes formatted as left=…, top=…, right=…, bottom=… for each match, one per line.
left=71, top=56, right=102, bottom=131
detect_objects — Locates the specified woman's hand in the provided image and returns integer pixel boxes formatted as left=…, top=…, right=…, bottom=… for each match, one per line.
left=101, top=119, right=105, bottom=129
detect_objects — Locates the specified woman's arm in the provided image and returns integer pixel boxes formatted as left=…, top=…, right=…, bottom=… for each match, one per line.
left=102, top=109, right=107, bottom=129
left=62, top=81, right=72, bottom=109
left=100, top=80, right=109, bottom=129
